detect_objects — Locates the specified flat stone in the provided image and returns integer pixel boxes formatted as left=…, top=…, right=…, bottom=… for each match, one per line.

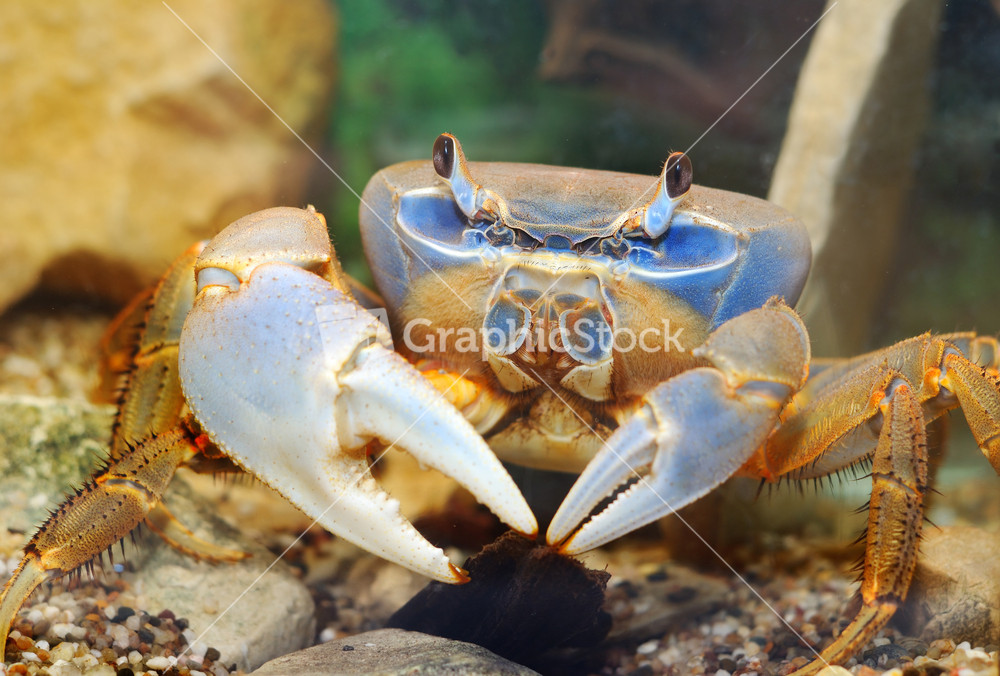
left=895, top=526, right=1000, bottom=647
left=0, top=0, right=336, bottom=314
left=130, top=478, right=316, bottom=671
left=250, top=629, right=540, bottom=676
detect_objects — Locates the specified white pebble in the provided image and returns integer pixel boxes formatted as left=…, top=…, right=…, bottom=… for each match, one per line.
left=115, top=655, right=128, bottom=666
left=103, top=605, right=117, bottom=620
left=109, top=622, right=130, bottom=649
left=53, top=623, right=76, bottom=639
left=187, top=639, right=208, bottom=658
left=27, top=609, right=45, bottom=624
left=319, top=626, right=338, bottom=643
left=49, top=642, right=79, bottom=662
left=47, top=660, right=84, bottom=676
left=637, top=639, right=659, bottom=655
left=73, top=653, right=99, bottom=669
left=711, top=621, right=735, bottom=636
left=146, top=655, right=174, bottom=670
left=82, top=664, right=117, bottom=675
left=966, top=647, right=991, bottom=661
left=35, top=639, right=50, bottom=650
left=128, top=650, right=143, bottom=664
left=20, top=651, right=40, bottom=662
left=125, top=614, right=141, bottom=631
left=873, top=637, right=891, bottom=646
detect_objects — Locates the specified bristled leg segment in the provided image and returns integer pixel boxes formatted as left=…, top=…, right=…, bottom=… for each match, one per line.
left=0, top=430, right=195, bottom=660
left=792, top=378, right=927, bottom=674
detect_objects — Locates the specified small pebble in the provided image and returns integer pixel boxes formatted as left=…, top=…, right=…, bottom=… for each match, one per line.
left=49, top=642, right=79, bottom=662
left=638, top=639, right=659, bottom=655
left=145, top=655, right=172, bottom=670
left=109, top=624, right=130, bottom=650
left=48, top=662, right=84, bottom=676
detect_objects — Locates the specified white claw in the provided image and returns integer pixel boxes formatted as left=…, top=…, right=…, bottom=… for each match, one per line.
left=547, top=368, right=787, bottom=555
left=180, top=260, right=535, bottom=584
left=337, top=345, right=538, bottom=538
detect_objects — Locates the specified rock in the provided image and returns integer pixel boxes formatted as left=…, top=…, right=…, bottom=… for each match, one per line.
left=0, top=395, right=316, bottom=670
left=249, top=628, right=540, bottom=676
left=132, top=478, right=316, bottom=671
left=0, top=0, right=337, bottom=314
left=0, top=395, right=115, bottom=532
left=895, top=526, right=1000, bottom=647
left=770, top=0, right=943, bottom=355
left=861, top=642, right=911, bottom=669
left=388, top=532, right=610, bottom=669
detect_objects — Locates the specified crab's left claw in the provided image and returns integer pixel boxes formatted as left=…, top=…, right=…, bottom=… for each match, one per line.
left=179, top=208, right=536, bottom=584
left=547, top=300, right=809, bottom=554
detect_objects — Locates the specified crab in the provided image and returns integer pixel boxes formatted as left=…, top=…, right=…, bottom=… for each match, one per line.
left=2, top=134, right=1000, bottom=674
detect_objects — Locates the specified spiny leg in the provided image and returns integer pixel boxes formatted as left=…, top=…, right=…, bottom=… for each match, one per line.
left=100, top=241, right=247, bottom=562
left=0, top=429, right=195, bottom=660
left=792, top=378, right=927, bottom=675
left=940, top=345, right=1000, bottom=472
left=744, top=332, right=1000, bottom=673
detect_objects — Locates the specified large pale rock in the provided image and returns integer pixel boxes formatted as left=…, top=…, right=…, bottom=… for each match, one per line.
left=0, top=0, right=336, bottom=313
left=895, top=526, right=1000, bottom=647
left=0, top=395, right=114, bottom=532
left=250, top=629, right=540, bottom=676
left=770, top=0, right=943, bottom=355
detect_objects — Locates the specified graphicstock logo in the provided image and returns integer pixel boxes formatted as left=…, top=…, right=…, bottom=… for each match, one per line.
left=400, top=316, right=685, bottom=358
left=314, top=304, right=686, bottom=360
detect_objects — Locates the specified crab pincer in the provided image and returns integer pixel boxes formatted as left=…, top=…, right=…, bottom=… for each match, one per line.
left=177, top=208, right=537, bottom=583
left=546, top=300, right=809, bottom=554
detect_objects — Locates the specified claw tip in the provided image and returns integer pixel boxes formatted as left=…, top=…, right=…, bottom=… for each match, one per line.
left=449, top=563, right=471, bottom=584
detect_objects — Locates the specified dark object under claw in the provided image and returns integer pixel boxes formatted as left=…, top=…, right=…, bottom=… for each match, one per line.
left=388, top=531, right=611, bottom=668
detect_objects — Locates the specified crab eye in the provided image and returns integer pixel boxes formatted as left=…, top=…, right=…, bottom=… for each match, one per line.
left=664, top=152, right=692, bottom=199
left=433, top=134, right=456, bottom=179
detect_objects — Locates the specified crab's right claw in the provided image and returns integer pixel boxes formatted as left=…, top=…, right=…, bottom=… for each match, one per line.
left=547, top=301, right=809, bottom=554
left=179, top=209, right=536, bottom=585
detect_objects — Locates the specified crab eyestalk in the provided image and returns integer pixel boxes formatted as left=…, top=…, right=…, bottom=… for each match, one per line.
left=432, top=132, right=510, bottom=223
left=613, top=151, right=693, bottom=239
